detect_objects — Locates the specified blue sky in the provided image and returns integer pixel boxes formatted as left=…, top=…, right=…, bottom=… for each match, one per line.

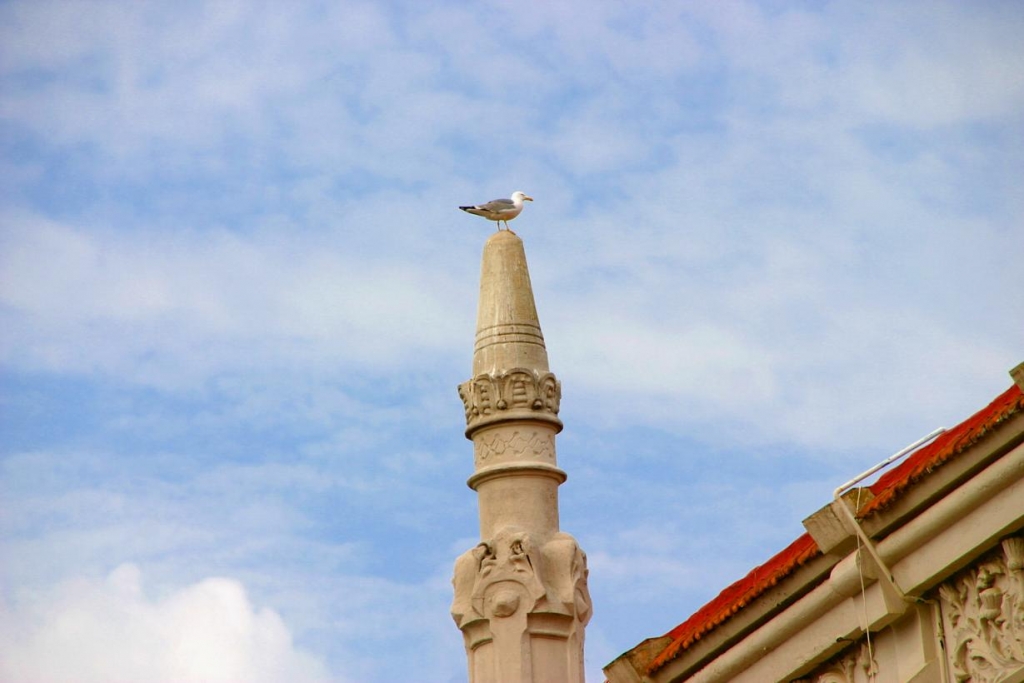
left=1, top=1, right=1022, bottom=681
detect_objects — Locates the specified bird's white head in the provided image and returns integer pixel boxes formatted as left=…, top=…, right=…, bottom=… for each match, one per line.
left=512, top=191, right=534, bottom=202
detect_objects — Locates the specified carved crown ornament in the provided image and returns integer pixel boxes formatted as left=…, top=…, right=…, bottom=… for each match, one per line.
left=458, top=368, right=562, bottom=434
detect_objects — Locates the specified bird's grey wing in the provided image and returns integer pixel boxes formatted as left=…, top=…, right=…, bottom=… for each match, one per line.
left=478, top=198, right=515, bottom=211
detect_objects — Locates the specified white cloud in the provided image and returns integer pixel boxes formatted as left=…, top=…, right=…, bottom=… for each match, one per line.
left=0, top=564, right=332, bottom=683
left=0, top=441, right=471, bottom=682
left=0, top=208, right=474, bottom=388
left=836, top=3, right=1024, bottom=127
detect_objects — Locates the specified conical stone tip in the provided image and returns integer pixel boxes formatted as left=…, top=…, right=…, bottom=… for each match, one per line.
left=472, top=231, right=550, bottom=377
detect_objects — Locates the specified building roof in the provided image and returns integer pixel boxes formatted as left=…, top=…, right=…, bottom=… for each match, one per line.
left=860, top=383, right=1024, bottom=516
left=641, top=381, right=1024, bottom=677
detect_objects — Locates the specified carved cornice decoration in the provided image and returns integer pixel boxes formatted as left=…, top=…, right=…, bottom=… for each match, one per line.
left=458, top=369, right=561, bottom=432
left=938, top=534, right=1024, bottom=683
left=793, top=640, right=877, bottom=683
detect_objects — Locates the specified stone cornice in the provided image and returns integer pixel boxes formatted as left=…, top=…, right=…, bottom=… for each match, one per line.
left=458, top=368, right=562, bottom=436
left=467, top=462, right=568, bottom=490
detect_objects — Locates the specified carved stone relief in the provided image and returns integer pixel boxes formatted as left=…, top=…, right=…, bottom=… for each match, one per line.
left=451, top=527, right=591, bottom=631
left=553, top=532, right=593, bottom=627
left=474, top=429, right=556, bottom=466
left=459, top=369, right=561, bottom=430
left=938, top=535, right=1024, bottom=683
left=792, top=640, right=877, bottom=683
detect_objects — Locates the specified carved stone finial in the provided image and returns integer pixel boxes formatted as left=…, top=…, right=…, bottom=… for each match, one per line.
left=472, top=231, right=550, bottom=378
left=453, top=231, right=588, bottom=682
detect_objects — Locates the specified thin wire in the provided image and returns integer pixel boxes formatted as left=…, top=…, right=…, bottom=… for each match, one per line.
left=834, top=426, right=945, bottom=682
left=853, top=487, right=876, bottom=680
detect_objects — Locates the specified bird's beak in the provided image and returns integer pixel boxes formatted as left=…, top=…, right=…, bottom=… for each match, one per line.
left=524, top=195, right=534, bottom=202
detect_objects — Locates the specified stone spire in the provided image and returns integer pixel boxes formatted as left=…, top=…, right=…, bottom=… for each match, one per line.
left=471, top=230, right=552, bottom=377
left=452, top=230, right=591, bottom=683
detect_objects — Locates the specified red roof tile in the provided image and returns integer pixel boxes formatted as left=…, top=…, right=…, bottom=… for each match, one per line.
left=648, top=533, right=820, bottom=673
left=644, top=382, right=1024, bottom=676
left=862, top=384, right=1024, bottom=516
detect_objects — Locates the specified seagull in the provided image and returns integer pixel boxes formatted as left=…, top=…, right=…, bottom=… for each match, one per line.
left=459, top=191, right=533, bottom=234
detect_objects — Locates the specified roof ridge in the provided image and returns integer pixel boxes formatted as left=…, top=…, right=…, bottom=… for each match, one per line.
left=860, top=384, right=1024, bottom=516
left=648, top=534, right=820, bottom=673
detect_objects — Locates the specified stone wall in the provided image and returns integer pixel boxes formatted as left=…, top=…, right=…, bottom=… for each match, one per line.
left=794, top=533, right=1024, bottom=683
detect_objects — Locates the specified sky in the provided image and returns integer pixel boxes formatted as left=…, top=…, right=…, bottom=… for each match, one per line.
left=1, top=1, right=1022, bottom=681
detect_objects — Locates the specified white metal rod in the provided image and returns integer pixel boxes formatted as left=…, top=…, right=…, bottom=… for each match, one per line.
left=834, top=427, right=946, bottom=499
left=829, top=426, right=946, bottom=603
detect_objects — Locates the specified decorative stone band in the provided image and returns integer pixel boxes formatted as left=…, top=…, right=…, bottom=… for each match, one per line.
left=467, top=461, right=567, bottom=491
left=473, top=427, right=557, bottom=470
left=474, top=323, right=547, bottom=357
left=458, top=368, right=562, bottom=436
